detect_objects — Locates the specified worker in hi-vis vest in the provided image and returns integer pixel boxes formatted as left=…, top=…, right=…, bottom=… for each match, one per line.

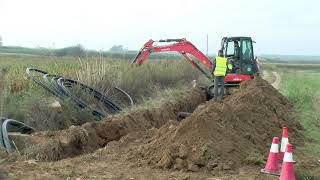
left=212, top=50, right=233, bottom=101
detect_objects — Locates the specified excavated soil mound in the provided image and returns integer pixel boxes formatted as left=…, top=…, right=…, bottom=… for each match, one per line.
left=126, top=76, right=303, bottom=174
left=21, top=88, right=207, bottom=161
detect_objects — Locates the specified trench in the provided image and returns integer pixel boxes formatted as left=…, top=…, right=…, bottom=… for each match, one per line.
left=20, top=88, right=207, bottom=161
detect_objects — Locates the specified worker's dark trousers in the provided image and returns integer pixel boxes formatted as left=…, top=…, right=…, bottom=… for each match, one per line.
left=214, top=76, right=225, bottom=99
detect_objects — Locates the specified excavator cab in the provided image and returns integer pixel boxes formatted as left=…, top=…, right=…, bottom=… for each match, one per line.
left=221, top=37, right=256, bottom=75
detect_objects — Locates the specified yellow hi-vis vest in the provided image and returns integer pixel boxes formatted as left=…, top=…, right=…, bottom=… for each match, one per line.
left=214, top=57, right=229, bottom=76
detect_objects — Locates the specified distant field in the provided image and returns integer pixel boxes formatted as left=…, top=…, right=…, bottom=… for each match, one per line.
left=262, top=63, right=320, bottom=71
left=260, top=54, right=320, bottom=64
left=2, top=45, right=320, bottom=64
left=0, top=46, right=185, bottom=60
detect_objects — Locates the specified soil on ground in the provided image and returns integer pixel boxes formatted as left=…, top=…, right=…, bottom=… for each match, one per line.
left=0, top=76, right=315, bottom=180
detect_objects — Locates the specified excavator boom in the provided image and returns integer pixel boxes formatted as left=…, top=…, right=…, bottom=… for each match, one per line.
left=132, top=38, right=213, bottom=79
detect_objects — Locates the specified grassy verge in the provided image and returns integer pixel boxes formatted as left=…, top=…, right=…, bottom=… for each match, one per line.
left=281, top=68, right=320, bottom=155
left=280, top=67, right=320, bottom=178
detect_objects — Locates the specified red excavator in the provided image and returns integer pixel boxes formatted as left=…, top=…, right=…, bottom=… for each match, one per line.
left=132, top=37, right=259, bottom=97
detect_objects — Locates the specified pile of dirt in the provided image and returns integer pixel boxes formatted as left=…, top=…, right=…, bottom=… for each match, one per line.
left=21, top=88, right=207, bottom=161
left=125, top=76, right=303, bottom=175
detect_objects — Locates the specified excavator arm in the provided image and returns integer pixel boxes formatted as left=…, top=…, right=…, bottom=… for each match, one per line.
left=132, top=38, right=213, bottom=79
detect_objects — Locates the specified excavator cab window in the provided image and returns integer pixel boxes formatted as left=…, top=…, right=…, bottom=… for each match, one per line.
left=241, top=39, right=253, bottom=61
left=225, top=41, right=234, bottom=57
left=225, top=40, right=241, bottom=59
left=225, top=39, right=241, bottom=73
left=240, top=38, right=254, bottom=75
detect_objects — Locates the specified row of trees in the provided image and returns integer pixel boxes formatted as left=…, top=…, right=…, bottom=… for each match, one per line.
left=54, top=44, right=130, bottom=57
left=0, top=44, right=184, bottom=60
left=0, top=44, right=130, bottom=57
left=54, top=44, right=86, bottom=57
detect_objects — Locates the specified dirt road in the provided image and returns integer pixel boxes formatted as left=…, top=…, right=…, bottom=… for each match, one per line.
left=271, top=71, right=281, bottom=89
left=261, top=70, right=281, bottom=90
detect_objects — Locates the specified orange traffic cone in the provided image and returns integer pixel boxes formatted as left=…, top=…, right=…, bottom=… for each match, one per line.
left=280, top=127, right=289, bottom=161
left=279, top=143, right=295, bottom=180
left=261, top=137, right=280, bottom=175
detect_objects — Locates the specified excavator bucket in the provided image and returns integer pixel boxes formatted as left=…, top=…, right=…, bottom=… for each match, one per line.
left=131, top=47, right=151, bottom=65
left=131, top=39, right=154, bottom=65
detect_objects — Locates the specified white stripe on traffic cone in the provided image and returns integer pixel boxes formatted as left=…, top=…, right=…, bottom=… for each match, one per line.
left=280, top=127, right=289, bottom=161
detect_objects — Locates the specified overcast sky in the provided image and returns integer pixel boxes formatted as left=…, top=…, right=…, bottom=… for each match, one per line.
left=0, top=0, right=319, bottom=55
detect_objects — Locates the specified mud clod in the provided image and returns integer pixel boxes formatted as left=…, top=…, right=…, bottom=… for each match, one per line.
left=178, top=144, right=188, bottom=159
left=207, top=161, right=218, bottom=170
left=173, top=158, right=186, bottom=170
left=187, top=162, right=200, bottom=172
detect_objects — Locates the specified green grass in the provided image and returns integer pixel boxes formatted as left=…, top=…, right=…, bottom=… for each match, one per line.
left=278, top=67, right=320, bottom=177
left=274, top=66, right=320, bottom=178
left=281, top=67, right=320, bottom=155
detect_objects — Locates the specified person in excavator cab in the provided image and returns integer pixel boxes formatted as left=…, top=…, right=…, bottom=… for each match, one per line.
left=234, top=41, right=240, bottom=59
left=230, top=41, right=240, bottom=73
left=212, top=50, right=233, bottom=101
